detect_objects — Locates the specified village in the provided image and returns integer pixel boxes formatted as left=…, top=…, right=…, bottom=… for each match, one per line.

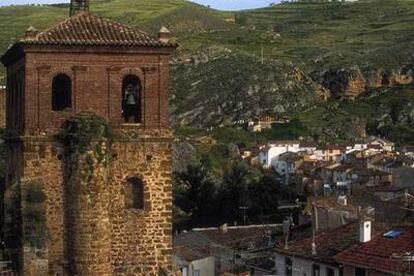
left=173, top=118, right=414, bottom=275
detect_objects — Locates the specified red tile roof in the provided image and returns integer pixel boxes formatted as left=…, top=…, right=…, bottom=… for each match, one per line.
left=20, top=12, right=177, bottom=48
left=275, top=222, right=362, bottom=265
left=335, top=226, right=414, bottom=273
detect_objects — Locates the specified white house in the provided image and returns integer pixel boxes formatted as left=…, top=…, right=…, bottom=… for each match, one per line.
left=274, top=152, right=299, bottom=175
left=259, top=141, right=300, bottom=168
left=173, top=254, right=215, bottom=276
left=368, top=137, right=395, bottom=152
left=258, top=140, right=315, bottom=168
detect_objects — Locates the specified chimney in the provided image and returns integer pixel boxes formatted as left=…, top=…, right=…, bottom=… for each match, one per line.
left=311, top=242, right=317, bottom=256
left=311, top=232, right=317, bottom=256
left=158, top=26, right=171, bottom=43
left=359, top=220, right=371, bottom=243
left=219, top=223, right=228, bottom=234
left=25, top=26, right=38, bottom=39
left=338, top=195, right=347, bottom=206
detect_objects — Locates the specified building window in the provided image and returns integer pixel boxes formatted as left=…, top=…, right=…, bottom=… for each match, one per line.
left=285, top=257, right=292, bottom=276
left=327, top=267, right=335, bottom=276
left=193, top=269, right=200, bottom=276
left=122, top=75, right=141, bottom=123
left=355, top=267, right=366, bottom=276
left=125, top=177, right=144, bottom=210
left=52, top=74, right=72, bottom=111
left=312, top=264, right=320, bottom=276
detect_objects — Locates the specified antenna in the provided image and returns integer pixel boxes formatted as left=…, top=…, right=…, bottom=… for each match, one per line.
left=70, top=0, right=90, bottom=16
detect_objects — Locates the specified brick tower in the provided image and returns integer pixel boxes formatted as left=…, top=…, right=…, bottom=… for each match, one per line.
left=0, top=11, right=177, bottom=276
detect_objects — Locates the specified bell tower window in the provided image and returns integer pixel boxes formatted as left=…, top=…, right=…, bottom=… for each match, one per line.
left=122, top=75, right=141, bottom=124
left=52, top=74, right=72, bottom=111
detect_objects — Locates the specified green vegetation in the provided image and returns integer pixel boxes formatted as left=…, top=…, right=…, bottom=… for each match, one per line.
left=0, top=0, right=228, bottom=54
left=234, top=0, right=414, bottom=69
left=296, top=86, right=414, bottom=145
left=3, top=0, right=414, bottom=69
left=174, top=161, right=293, bottom=229
left=174, top=120, right=312, bottom=180
left=0, top=0, right=230, bottom=83
left=56, top=112, right=113, bottom=178
left=171, top=53, right=322, bottom=127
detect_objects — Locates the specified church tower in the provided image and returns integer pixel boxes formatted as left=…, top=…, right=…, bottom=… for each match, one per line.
left=1, top=7, right=177, bottom=276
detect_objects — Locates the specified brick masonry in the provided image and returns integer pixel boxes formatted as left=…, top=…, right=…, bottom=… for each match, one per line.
left=1, top=19, right=178, bottom=275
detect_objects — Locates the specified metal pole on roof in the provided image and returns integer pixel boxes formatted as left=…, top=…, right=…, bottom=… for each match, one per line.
left=313, top=205, right=319, bottom=233
left=391, top=252, right=414, bottom=274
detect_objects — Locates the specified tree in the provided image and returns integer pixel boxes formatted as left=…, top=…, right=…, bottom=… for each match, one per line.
left=173, top=164, right=217, bottom=228
left=217, top=161, right=249, bottom=224
left=248, top=173, right=280, bottom=224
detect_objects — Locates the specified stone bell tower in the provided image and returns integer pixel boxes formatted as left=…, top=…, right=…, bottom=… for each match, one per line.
left=1, top=9, right=177, bottom=276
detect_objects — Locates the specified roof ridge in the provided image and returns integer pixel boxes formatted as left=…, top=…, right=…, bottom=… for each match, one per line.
left=17, top=12, right=178, bottom=48
left=20, top=12, right=79, bottom=42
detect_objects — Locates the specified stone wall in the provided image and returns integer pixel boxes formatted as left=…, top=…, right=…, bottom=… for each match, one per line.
left=19, top=138, right=65, bottom=276
left=65, top=138, right=112, bottom=275
left=3, top=126, right=175, bottom=275
left=110, top=128, right=174, bottom=275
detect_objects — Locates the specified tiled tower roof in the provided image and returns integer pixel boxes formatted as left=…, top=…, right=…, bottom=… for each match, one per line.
left=20, top=12, right=177, bottom=48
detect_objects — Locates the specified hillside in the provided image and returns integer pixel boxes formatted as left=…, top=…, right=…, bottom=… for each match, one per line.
left=173, top=0, right=414, bottom=139
left=0, top=0, right=229, bottom=82
left=0, top=0, right=414, bottom=144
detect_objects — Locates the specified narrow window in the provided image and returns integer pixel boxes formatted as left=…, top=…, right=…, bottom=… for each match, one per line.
left=122, top=75, right=141, bottom=123
left=52, top=74, right=72, bottom=111
left=125, top=177, right=144, bottom=210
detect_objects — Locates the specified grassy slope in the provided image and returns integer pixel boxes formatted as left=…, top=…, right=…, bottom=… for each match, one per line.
left=0, top=0, right=229, bottom=83
left=0, top=0, right=229, bottom=49
left=3, top=0, right=414, bottom=65
left=187, top=0, right=414, bottom=69
left=2, top=0, right=414, bottom=70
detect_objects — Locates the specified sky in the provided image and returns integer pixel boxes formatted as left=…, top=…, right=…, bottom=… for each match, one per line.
left=0, top=0, right=278, bottom=10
